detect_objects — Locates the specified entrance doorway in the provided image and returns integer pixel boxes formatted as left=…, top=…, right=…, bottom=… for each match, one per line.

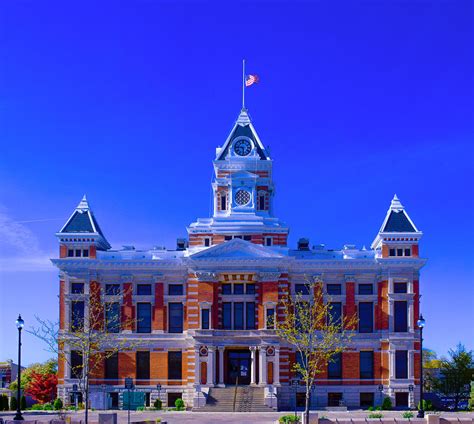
left=227, top=350, right=251, bottom=385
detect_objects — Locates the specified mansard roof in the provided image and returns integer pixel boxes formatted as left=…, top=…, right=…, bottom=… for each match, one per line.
left=379, top=195, right=419, bottom=233
left=58, top=195, right=111, bottom=250
left=216, top=109, right=270, bottom=161
left=190, top=238, right=286, bottom=260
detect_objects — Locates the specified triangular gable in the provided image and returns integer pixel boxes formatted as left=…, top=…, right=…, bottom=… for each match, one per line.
left=383, top=210, right=416, bottom=232
left=216, top=109, right=270, bottom=161
left=190, top=238, right=284, bottom=260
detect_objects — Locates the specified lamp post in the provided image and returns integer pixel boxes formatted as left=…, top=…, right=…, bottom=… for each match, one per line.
left=417, top=314, right=425, bottom=418
left=14, top=315, right=24, bottom=421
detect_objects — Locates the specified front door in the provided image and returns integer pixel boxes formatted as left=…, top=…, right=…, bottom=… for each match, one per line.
left=227, top=350, right=251, bottom=385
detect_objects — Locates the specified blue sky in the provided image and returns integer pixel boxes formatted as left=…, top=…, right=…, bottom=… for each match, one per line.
left=0, top=0, right=472, bottom=365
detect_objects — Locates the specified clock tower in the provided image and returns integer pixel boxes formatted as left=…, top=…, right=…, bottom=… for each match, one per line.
left=187, top=108, right=289, bottom=250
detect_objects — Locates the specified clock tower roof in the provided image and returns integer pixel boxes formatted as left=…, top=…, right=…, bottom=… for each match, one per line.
left=215, top=108, right=270, bottom=161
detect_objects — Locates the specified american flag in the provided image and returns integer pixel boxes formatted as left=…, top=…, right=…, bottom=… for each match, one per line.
left=245, top=74, right=259, bottom=87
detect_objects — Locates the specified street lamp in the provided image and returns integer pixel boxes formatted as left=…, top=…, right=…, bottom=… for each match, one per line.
left=14, top=315, right=24, bottom=421
left=417, top=314, right=426, bottom=418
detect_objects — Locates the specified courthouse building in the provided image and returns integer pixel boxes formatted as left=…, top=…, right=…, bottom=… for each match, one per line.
left=54, top=108, right=426, bottom=411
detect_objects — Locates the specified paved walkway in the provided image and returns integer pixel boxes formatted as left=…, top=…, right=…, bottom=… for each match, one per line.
left=1, top=410, right=473, bottom=424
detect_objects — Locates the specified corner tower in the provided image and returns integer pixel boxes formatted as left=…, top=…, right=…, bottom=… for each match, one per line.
left=187, top=109, right=288, bottom=250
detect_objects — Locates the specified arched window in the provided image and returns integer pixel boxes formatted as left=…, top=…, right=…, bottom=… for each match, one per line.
left=257, top=190, right=267, bottom=211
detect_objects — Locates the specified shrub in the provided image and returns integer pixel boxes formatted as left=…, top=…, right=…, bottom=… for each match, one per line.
left=368, top=406, right=374, bottom=411
left=21, top=395, right=27, bottom=410
left=1, top=395, right=8, bottom=411
left=174, top=398, right=185, bottom=410
left=402, top=412, right=414, bottom=419
left=417, top=399, right=433, bottom=411
left=279, top=415, right=300, bottom=424
left=155, top=419, right=161, bottom=424
left=154, top=398, right=162, bottom=410
left=375, top=406, right=382, bottom=411
left=136, top=406, right=145, bottom=412
left=368, top=412, right=383, bottom=419
left=31, top=403, right=44, bottom=410
left=43, top=403, right=54, bottom=410
left=54, top=398, right=63, bottom=410
left=10, top=396, right=18, bottom=411
left=381, top=397, right=392, bottom=410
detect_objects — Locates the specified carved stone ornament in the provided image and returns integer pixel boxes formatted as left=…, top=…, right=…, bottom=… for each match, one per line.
left=266, top=346, right=275, bottom=357
left=195, top=272, right=219, bottom=282
left=344, top=274, right=356, bottom=283
left=258, top=272, right=281, bottom=282
left=199, top=346, right=208, bottom=357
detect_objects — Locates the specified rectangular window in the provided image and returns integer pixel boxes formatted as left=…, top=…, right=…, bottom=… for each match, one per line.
left=404, top=248, right=411, bottom=256
left=204, top=238, right=211, bottom=247
left=246, top=302, right=255, bottom=329
left=234, top=302, right=244, bottom=330
left=394, top=301, right=408, bottom=332
left=82, top=249, right=89, bottom=257
left=105, top=284, right=121, bottom=295
left=328, top=302, right=342, bottom=328
left=266, top=308, right=275, bottom=329
left=201, top=309, right=210, bottom=329
left=68, top=249, right=74, bottom=257
left=105, top=302, right=120, bottom=333
left=295, top=284, right=310, bottom=295
left=246, top=283, right=255, bottom=294
left=70, top=351, right=83, bottom=379
left=358, top=284, right=373, bottom=295
left=137, top=303, right=152, bottom=333
left=233, top=284, right=244, bottom=295
left=395, top=350, right=408, bottom=379
left=358, top=302, right=373, bottom=333
left=136, top=351, right=150, bottom=380
left=328, top=392, right=343, bottom=407
left=168, top=303, right=183, bottom=333
left=223, top=302, right=232, bottom=329
left=71, top=301, right=85, bottom=331
left=327, top=284, right=342, bottom=295
left=222, top=284, right=232, bottom=295
left=233, top=235, right=242, bottom=239
left=360, top=392, right=374, bottom=408
left=389, top=248, right=396, bottom=256
left=360, top=351, right=374, bottom=379
left=265, top=237, right=273, bottom=246
left=243, top=235, right=252, bottom=241
left=137, top=284, right=152, bottom=295
left=394, top=282, right=408, bottom=293
left=71, top=283, right=84, bottom=294
left=397, top=248, right=403, bottom=256
left=224, top=235, right=232, bottom=241
left=75, top=249, right=81, bottom=257
left=220, top=195, right=227, bottom=211
left=328, top=353, right=342, bottom=379
left=295, top=351, right=304, bottom=378
left=105, top=352, right=119, bottom=379
left=168, top=351, right=182, bottom=380
left=168, top=284, right=183, bottom=295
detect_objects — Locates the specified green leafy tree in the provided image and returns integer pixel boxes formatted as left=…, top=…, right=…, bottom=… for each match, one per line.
left=276, top=278, right=356, bottom=424
left=469, top=381, right=473, bottom=410
left=9, top=358, right=58, bottom=392
left=434, top=344, right=474, bottom=410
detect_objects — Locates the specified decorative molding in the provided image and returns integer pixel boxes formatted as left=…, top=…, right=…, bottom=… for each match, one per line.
left=258, top=272, right=281, bottom=282
left=121, top=275, right=134, bottom=283
left=344, top=274, right=356, bottom=283
left=195, top=272, right=219, bottom=282
left=312, top=274, right=323, bottom=283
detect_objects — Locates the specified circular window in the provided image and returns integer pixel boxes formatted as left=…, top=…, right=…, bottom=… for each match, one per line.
left=235, top=189, right=251, bottom=206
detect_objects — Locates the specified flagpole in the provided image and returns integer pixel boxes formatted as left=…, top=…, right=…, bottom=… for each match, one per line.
left=242, top=59, right=245, bottom=110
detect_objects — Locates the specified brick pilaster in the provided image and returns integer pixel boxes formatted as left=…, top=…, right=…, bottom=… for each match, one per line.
left=121, top=282, right=134, bottom=331
left=152, top=282, right=165, bottom=331
left=375, top=281, right=389, bottom=330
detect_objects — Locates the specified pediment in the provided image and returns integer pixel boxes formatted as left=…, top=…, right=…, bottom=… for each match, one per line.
left=190, top=238, right=285, bottom=260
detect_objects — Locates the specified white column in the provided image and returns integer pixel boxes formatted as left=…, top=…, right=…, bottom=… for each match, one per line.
left=207, top=347, right=215, bottom=386
left=218, top=347, right=225, bottom=386
left=274, top=347, right=280, bottom=385
left=408, top=350, right=414, bottom=379
left=408, top=301, right=414, bottom=332
left=258, top=346, right=267, bottom=386
left=195, top=347, right=201, bottom=385
left=388, top=299, right=394, bottom=332
left=389, top=346, right=395, bottom=379
left=250, top=347, right=257, bottom=385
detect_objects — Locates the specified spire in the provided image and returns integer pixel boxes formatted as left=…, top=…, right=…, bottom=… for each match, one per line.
left=236, top=108, right=251, bottom=125
left=389, top=194, right=404, bottom=212
left=77, top=194, right=89, bottom=211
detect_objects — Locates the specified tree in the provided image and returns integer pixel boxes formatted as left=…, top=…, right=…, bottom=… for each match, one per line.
left=276, top=277, right=357, bottom=424
left=434, top=344, right=473, bottom=410
left=423, top=349, right=442, bottom=392
left=25, top=370, right=58, bottom=404
left=29, top=285, right=141, bottom=424
left=9, top=358, right=57, bottom=392
left=10, top=396, right=17, bottom=411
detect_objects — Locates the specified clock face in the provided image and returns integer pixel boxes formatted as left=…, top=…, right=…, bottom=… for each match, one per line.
left=235, top=189, right=251, bottom=206
left=233, top=138, right=252, bottom=156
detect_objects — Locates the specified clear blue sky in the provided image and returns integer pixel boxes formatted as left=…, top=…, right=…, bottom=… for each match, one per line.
left=0, top=1, right=472, bottom=366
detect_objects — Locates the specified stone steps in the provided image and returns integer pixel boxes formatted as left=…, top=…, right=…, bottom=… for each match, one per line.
left=198, top=386, right=274, bottom=412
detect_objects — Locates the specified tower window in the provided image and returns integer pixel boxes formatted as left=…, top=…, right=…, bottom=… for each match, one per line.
left=220, top=193, right=227, bottom=211
left=257, top=191, right=267, bottom=211
left=204, top=237, right=211, bottom=247
left=389, top=248, right=396, bottom=256
left=75, top=249, right=81, bottom=257
left=68, top=249, right=74, bottom=257
left=265, top=237, right=273, bottom=246
left=397, top=248, right=403, bottom=256
left=404, top=248, right=411, bottom=256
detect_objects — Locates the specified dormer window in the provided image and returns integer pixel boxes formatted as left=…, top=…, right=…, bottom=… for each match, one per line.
left=68, top=249, right=74, bottom=257
left=257, top=191, right=267, bottom=211
left=220, top=192, right=227, bottom=211
left=265, top=237, right=273, bottom=246
left=389, top=247, right=412, bottom=257
left=204, top=237, right=211, bottom=247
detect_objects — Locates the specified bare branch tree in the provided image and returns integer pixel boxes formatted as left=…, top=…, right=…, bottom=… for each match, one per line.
left=28, top=286, right=142, bottom=424
left=276, top=277, right=357, bottom=424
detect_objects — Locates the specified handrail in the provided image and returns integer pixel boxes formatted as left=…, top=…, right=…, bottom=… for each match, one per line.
left=233, top=376, right=239, bottom=412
